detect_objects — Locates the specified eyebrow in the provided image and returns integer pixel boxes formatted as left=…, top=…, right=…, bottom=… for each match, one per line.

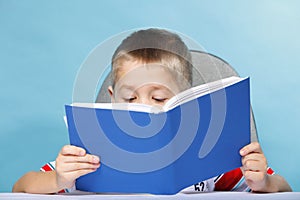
left=118, top=84, right=172, bottom=91
left=118, top=84, right=135, bottom=91
left=149, top=85, right=172, bottom=92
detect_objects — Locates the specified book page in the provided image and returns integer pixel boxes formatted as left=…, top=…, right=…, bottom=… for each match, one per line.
left=71, top=76, right=245, bottom=114
left=72, top=102, right=163, bottom=113
left=163, top=76, right=245, bottom=111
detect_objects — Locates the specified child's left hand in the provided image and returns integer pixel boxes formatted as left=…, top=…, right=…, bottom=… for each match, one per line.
left=240, top=142, right=268, bottom=192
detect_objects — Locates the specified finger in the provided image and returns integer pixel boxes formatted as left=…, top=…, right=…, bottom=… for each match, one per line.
left=240, top=142, right=262, bottom=156
left=62, top=154, right=100, bottom=164
left=242, top=159, right=267, bottom=172
left=242, top=153, right=265, bottom=164
left=243, top=170, right=266, bottom=184
left=60, top=145, right=86, bottom=156
left=58, top=162, right=100, bottom=173
left=65, top=168, right=99, bottom=180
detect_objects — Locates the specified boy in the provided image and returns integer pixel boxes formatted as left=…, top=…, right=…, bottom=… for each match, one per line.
left=13, top=28, right=292, bottom=193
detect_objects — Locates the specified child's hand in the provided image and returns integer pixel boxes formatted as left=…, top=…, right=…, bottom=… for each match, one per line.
left=240, top=142, right=268, bottom=192
left=55, top=145, right=100, bottom=190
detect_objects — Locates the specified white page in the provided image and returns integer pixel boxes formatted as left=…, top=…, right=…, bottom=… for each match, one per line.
left=71, top=102, right=163, bottom=113
left=163, top=76, right=245, bottom=111
left=71, top=76, right=246, bottom=114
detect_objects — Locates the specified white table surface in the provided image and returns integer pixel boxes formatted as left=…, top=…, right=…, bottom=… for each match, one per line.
left=1, top=192, right=300, bottom=200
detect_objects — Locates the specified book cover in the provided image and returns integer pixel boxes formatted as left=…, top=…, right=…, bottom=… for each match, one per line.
left=65, top=77, right=250, bottom=194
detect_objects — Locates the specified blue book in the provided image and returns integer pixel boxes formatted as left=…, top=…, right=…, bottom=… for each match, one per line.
left=65, top=76, right=250, bottom=194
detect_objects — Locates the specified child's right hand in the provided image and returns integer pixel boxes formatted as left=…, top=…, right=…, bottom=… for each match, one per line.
left=55, top=145, right=100, bottom=190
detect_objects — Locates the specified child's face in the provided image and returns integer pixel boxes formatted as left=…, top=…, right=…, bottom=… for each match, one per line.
left=108, top=60, right=181, bottom=106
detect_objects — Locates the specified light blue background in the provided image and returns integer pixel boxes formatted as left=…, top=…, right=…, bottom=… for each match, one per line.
left=0, top=0, right=299, bottom=192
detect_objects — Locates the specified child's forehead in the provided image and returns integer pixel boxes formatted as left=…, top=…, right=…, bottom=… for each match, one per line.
left=116, top=60, right=175, bottom=79
left=114, top=61, right=180, bottom=93
left=117, top=60, right=167, bottom=72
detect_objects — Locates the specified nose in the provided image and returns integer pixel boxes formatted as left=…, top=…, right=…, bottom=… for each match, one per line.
left=137, top=97, right=152, bottom=105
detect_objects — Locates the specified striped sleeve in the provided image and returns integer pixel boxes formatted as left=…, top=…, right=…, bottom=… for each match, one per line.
left=40, top=161, right=56, bottom=172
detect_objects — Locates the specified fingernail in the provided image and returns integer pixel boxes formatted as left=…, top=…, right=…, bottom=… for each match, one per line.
left=93, top=156, right=100, bottom=163
left=80, top=151, right=85, bottom=156
left=240, top=149, right=245, bottom=155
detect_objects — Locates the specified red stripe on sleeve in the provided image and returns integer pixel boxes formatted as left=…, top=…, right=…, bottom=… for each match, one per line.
left=41, top=164, right=54, bottom=172
left=267, top=167, right=275, bottom=175
left=215, top=168, right=243, bottom=191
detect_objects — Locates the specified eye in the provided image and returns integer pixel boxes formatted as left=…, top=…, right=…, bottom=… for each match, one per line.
left=124, top=97, right=136, bottom=102
left=153, top=97, right=167, bottom=103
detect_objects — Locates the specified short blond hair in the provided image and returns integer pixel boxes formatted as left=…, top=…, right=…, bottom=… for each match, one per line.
left=111, top=28, right=192, bottom=91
